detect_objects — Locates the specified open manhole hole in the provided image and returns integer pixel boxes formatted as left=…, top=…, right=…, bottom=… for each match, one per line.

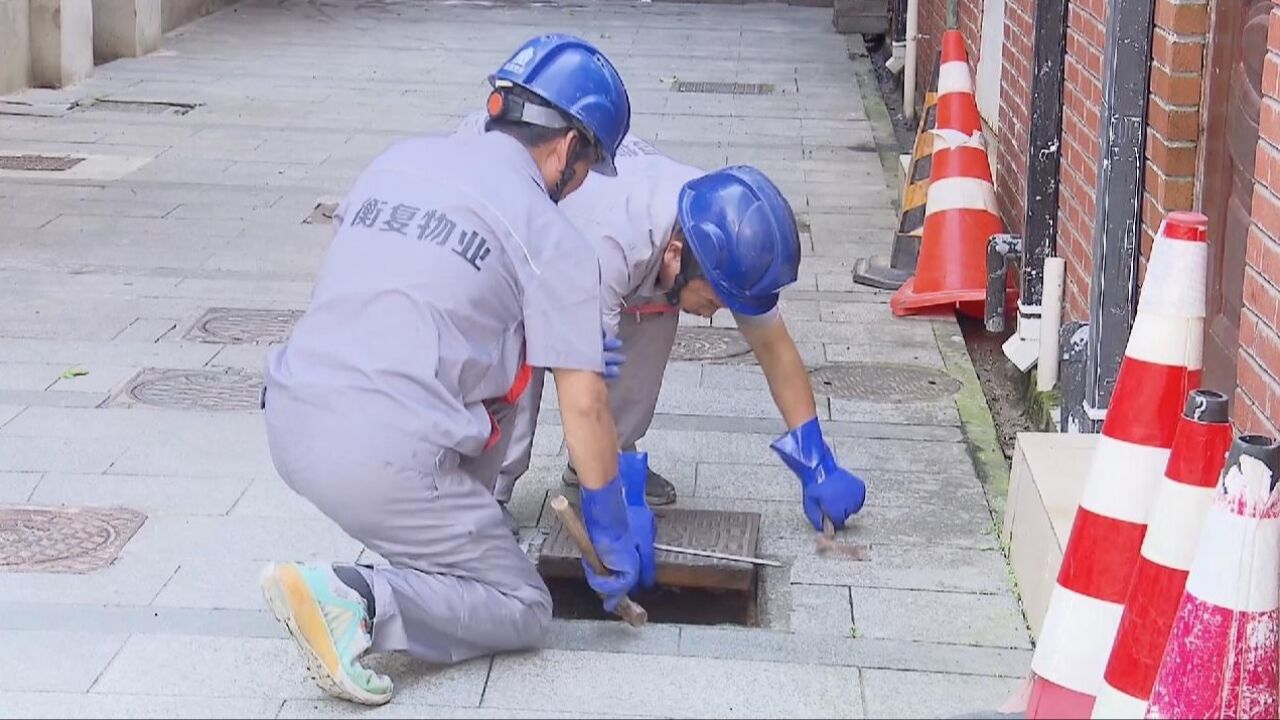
left=79, top=99, right=198, bottom=115
left=0, top=154, right=84, bottom=171
left=809, top=362, right=962, bottom=402
left=673, top=81, right=775, bottom=95
left=183, top=307, right=302, bottom=345
left=538, top=505, right=762, bottom=626
left=111, top=368, right=263, bottom=411
left=0, top=506, right=146, bottom=573
left=672, top=327, right=752, bottom=362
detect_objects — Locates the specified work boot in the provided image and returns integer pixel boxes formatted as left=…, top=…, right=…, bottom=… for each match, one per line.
left=260, top=562, right=393, bottom=706
left=562, top=462, right=677, bottom=506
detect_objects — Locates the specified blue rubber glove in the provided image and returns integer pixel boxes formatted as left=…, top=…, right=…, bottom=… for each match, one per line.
left=619, top=451, right=657, bottom=590
left=770, top=417, right=866, bottom=531
left=579, top=475, right=640, bottom=612
left=603, top=333, right=625, bottom=381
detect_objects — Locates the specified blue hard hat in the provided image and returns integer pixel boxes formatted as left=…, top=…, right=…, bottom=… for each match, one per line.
left=677, top=166, right=801, bottom=315
left=489, top=34, right=631, bottom=176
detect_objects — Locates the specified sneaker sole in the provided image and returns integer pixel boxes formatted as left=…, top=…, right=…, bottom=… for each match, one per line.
left=259, top=563, right=391, bottom=707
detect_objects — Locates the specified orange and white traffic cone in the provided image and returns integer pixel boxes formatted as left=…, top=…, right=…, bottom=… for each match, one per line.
left=1026, top=211, right=1209, bottom=719
left=890, top=30, right=1003, bottom=319
left=1092, top=389, right=1233, bottom=718
left=1146, top=434, right=1280, bottom=719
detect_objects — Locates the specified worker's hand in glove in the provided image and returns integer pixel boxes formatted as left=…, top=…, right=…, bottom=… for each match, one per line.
left=602, top=333, right=625, bottom=381
left=579, top=475, right=641, bottom=612
left=619, top=451, right=657, bottom=589
left=770, top=417, right=866, bottom=531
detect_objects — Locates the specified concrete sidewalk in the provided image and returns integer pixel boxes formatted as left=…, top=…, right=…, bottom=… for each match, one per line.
left=0, top=1, right=1029, bottom=717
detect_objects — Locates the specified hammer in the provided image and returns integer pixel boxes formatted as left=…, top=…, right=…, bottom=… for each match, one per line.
left=549, top=495, right=648, bottom=627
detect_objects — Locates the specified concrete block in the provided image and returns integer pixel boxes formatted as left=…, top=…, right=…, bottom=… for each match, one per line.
left=484, top=649, right=862, bottom=718
left=1003, top=432, right=1093, bottom=639
left=0, top=630, right=127, bottom=692
left=92, top=0, right=161, bottom=62
left=861, top=669, right=1023, bottom=719
left=0, top=692, right=281, bottom=719
left=0, top=0, right=31, bottom=94
left=790, top=584, right=853, bottom=635
left=30, top=1, right=95, bottom=89
left=29, top=472, right=250, bottom=515
left=850, top=587, right=1030, bottom=649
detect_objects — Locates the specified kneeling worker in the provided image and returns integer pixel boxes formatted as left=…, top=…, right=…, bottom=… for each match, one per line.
left=257, top=35, right=653, bottom=706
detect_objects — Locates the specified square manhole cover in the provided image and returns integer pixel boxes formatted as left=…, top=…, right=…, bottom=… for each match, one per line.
left=0, top=506, right=146, bottom=573
left=538, top=505, right=761, bottom=592
left=109, top=368, right=264, bottom=411
left=809, top=362, right=962, bottom=402
left=0, top=154, right=84, bottom=171
left=673, top=81, right=775, bottom=95
left=671, top=327, right=752, bottom=362
left=183, top=307, right=303, bottom=345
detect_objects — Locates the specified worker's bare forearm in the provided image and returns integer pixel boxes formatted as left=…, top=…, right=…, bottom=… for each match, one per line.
left=552, top=368, right=620, bottom=490
left=740, top=319, right=818, bottom=429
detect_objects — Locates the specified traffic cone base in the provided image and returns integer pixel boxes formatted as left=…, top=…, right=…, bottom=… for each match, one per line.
left=1028, top=673, right=1097, bottom=719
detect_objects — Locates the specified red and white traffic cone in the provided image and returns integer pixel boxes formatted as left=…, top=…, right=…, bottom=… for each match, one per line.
left=1092, top=389, right=1233, bottom=718
left=1027, top=212, right=1209, bottom=719
left=889, top=30, right=1003, bottom=319
left=1146, top=434, right=1280, bottom=719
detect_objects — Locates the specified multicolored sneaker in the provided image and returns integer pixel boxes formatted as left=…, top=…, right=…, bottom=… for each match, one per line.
left=260, top=562, right=393, bottom=706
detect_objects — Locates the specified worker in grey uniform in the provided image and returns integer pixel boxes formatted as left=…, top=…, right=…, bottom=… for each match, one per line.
left=256, top=35, right=652, bottom=707
left=455, top=113, right=867, bottom=529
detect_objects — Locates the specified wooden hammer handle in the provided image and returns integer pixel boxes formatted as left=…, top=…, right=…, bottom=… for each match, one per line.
left=549, top=495, right=648, bottom=627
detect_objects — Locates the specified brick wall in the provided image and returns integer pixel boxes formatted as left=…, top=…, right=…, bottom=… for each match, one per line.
left=995, top=0, right=1034, bottom=234
left=1141, top=0, right=1210, bottom=281
left=915, top=0, right=984, bottom=114
left=1056, top=0, right=1106, bottom=321
left=1236, top=6, right=1280, bottom=437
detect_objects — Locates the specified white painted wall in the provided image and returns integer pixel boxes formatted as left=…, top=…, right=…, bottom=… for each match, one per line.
left=976, top=0, right=1006, bottom=129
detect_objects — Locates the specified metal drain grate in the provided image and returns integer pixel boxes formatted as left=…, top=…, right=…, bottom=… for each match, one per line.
left=673, top=81, right=775, bottom=95
left=809, top=362, right=962, bottom=402
left=113, top=368, right=264, bottom=411
left=183, top=307, right=302, bottom=345
left=0, top=154, right=84, bottom=171
left=671, top=327, right=752, bottom=361
left=0, top=506, right=146, bottom=573
left=82, top=99, right=197, bottom=115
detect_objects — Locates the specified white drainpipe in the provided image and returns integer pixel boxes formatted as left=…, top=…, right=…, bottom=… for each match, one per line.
left=903, top=0, right=919, bottom=121
left=1037, top=257, right=1067, bottom=392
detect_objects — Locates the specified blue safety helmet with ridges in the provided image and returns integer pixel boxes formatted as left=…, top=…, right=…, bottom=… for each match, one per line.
left=677, top=165, right=802, bottom=315
left=488, top=34, right=631, bottom=177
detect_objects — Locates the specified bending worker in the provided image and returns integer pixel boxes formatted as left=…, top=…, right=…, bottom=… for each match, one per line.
left=456, top=114, right=868, bottom=530
left=256, top=35, right=653, bottom=706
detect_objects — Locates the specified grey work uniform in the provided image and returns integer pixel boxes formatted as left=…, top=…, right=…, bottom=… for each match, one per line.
left=454, top=113, right=778, bottom=504
left=263, top=130, right=604, bottom=664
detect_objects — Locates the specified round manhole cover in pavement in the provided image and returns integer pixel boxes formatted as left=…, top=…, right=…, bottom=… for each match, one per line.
left=0, top=506, right=146, bottom=573
left=671, top=327, right=752, bottom=361
left=185, top=307, right=302, bottom=345
left=125, top=368, right=263, bottom=411
left=809, top=362, right=962, bottom=402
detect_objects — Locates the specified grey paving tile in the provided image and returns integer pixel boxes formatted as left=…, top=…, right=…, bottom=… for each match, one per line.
left=828, top=397, right=961, bottom=427
left=543, top=619, right=681, bottom=656
left=0, top=436, right=127, bottom=473
left=0, top=404, right=24, bottom=427
left=277, top=701, right=636, bottom=719
left=0, top=630, right=127, bottom=692
left=485, top=649, right=862, bottom=718
left=150, top=556, right=272, bottom=611
left=0, top=471, right=42, bottom=502
left=0, top=693, right=282, bottom=720
left=790, top=584, right=854, bottom=636
left=790, top=545, right=1013, bottom=595
left=861, top=669, right=1023, bottom=719
left=93, top=634, right=489, bottom=703
left=0, top=602, right=282, bottom=639
left=29, top=473, right=250, bottom=516
left=0, top=554, right=179, bottom=606
left=851, top=587, right=1030, bottom=649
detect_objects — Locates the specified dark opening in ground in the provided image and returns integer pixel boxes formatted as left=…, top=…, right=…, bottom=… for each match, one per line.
left=546, top=577, right=760, bottom=627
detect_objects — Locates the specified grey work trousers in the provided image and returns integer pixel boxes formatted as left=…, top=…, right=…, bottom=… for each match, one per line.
left=494, top=307, right=681, bottom=503
left=264, top=397, right=550, bottom=665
